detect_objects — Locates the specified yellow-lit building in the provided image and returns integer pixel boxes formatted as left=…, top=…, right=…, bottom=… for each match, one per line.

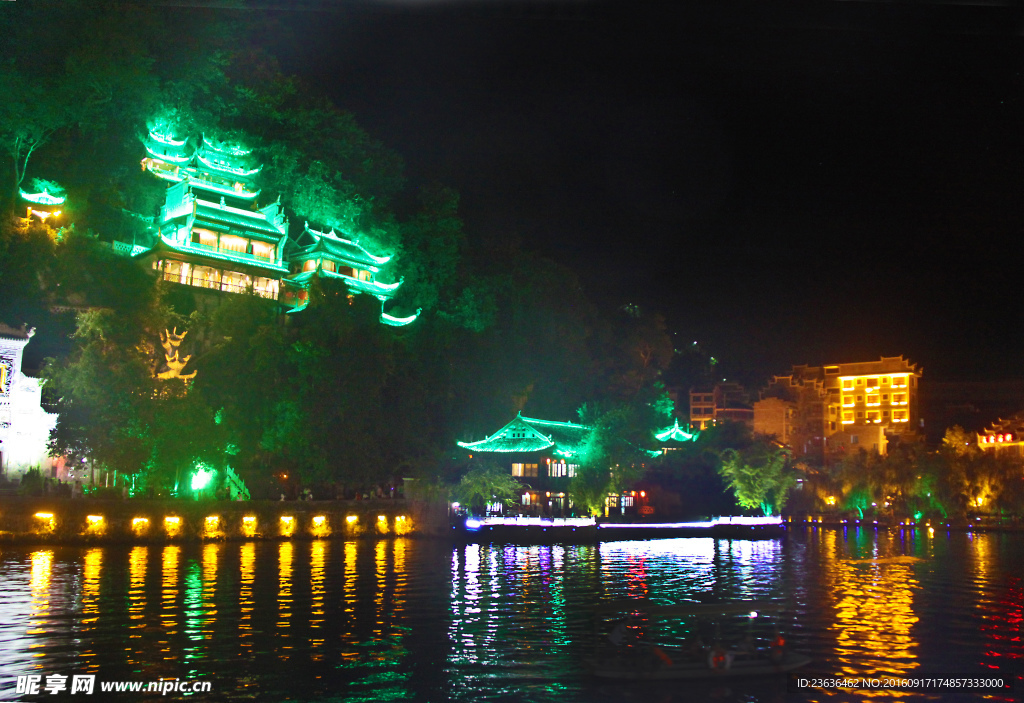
left=977, top=413, right=1024, bottom=457
left=754, top=356, right=921, bottom=457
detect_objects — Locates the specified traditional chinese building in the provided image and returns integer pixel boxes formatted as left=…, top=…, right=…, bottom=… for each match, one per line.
left=130, top=125, right=416, bottom=326
left=977, top=414, right=1024, bottom=457
left=457, top=413, right=697, bottom=514
left=457, top=414, right=588, bottom=514
left=19, top=184, right=65, bottom=222
left=0, top=324, right=59, bottom=481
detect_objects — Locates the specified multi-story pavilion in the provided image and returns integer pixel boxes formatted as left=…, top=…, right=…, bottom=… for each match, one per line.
left=131, top=125, right=416, bottom=326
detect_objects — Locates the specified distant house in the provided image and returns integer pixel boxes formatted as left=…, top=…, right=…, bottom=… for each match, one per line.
left=689, top=383, right=753, bottom=430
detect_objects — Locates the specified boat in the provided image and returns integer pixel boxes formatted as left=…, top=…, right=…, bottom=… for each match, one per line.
left=586, top=599, right=811, bottom=681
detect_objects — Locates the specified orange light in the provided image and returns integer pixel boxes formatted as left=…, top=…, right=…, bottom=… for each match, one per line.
left=640, top=491, right=646, bottom=498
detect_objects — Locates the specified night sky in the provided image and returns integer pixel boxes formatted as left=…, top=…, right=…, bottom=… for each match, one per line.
left=273, top=1, right=1024, bottom=384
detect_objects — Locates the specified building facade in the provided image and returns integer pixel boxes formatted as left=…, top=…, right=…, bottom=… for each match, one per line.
left=977, top=414, right=1024, bottom=457
left=457, top=414, right=589, bottom=515
left=754, top=356, right=921, bottom=457
left=0, top=325, right=59, bottom=481
left=129, top=125, right=417, bottom=326
left=688, top=382, right=753, bottom=430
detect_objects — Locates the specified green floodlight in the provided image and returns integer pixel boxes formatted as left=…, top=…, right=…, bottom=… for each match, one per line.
left=191, top=465, right=216, bottom=492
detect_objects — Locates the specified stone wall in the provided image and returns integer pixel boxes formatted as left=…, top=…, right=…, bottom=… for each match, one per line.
left=0, top=497, right=450, bottom=544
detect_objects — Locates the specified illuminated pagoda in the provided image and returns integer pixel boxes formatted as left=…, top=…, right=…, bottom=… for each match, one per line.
left=457, top=413, right=590, bottom=513
left=19, top=180, right=66, bottom=222
left=654, top=417, right=698, bottom=453
left=132, top=124, right=416, bottom=326
left=282, top=223, right=417, bottom=327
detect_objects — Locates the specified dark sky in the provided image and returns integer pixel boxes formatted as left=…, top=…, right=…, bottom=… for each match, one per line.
left=274, top=0, right=1024, bottom=384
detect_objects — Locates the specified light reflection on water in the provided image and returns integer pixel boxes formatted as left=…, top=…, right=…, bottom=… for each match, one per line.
left=0, top=532, right=1020, bottom=702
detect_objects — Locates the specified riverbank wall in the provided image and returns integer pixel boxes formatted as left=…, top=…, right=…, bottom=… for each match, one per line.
left=787, top=514, right=1024, bottom=532
left=0, top=497, right=449, bottom=544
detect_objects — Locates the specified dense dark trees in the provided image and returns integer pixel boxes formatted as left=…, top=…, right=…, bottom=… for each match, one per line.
left=0, top=4, right=699, bottom=500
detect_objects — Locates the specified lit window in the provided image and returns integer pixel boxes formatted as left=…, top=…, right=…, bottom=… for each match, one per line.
left=881, top=377, right=890, bottom=385
left=512, top=463, right=525, bottom=477
left=524, top=464, right=538, bottom=477
left=867, top=411, right=880, bottom=423
left=842, top=412, right=854, bottom=423
left=568, top=464, right=578, bottom=477
left=621, top=495, right=634, bottom=507
left=842, top=380, right=853, bottom=389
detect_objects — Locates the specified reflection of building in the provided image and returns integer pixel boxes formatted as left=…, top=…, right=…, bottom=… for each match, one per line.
left=977, top=413, right=1024, bottom=457
left=754, top=357, right=921, bottom=457
left=689, top=383, right=753, bottom=430
left=0, top=324, right=59, bottom=480
left=128, top=125, right=416, bottom=326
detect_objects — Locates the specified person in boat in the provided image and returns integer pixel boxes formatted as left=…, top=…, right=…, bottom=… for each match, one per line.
left=608, top=615, right=640, bottom=646
left=733, top=633, right=756, bottom=659
left=707, top=641, right=734, bottom=671
left=769, top=630, right=786, bottom=663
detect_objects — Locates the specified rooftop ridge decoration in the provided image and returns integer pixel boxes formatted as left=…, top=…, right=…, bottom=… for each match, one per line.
left=196, top=154, right=262, bottom=178
left=655, top=418, right=698, bottom=443
left=20, top=189, right=66, bottom=206
left=149, top=129, right=187, bottom=147
left=304, top=223, right=393, bottom=265
left=200, top=134, right=252, bottom=157
left=457, top=414, right=591, bottom=456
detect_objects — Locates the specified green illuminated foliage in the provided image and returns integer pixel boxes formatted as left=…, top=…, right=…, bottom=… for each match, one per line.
left=718, top=444, right=795, bottom=516
left=451, top=464, right=523, bottom=515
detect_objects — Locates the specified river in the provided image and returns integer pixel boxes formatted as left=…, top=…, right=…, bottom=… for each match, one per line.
left=0, top=528, right=1020, bottom=702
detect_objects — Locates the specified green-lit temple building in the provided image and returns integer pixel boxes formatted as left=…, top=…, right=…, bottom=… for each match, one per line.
left=126, top=125, right=416, bottom=326
left=458, top=414, right=589, bottom=514
left=458, top=413, right=698, bottom=516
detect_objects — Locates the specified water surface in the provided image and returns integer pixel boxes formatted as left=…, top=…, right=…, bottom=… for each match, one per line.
left=0, top=529, right=1020, bottom=702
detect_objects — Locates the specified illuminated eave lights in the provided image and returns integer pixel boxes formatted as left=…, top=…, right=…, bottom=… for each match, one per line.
left=654, top=418, right=698, bottom=443
left=305, top=225, right=395, bottom=266
left=149, top=129, right=188, bottom=147
left=381, top=309, right=421, bottom=327
left=201, top=135, right=253, bottom=157
left=20, top=189, right=66, bottom=206
left=144, top=143, right=193, bottom=164
left=196, top=154, right=261, bottom=178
